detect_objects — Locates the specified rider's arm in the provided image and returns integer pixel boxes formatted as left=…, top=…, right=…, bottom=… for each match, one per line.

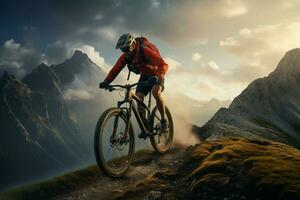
left=105, top=53, right=127, bottom=83
left=143, top=46, right=169, bottom=80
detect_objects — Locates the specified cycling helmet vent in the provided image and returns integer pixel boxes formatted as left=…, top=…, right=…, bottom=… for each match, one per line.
left=115, top=33, right=136, bottom=49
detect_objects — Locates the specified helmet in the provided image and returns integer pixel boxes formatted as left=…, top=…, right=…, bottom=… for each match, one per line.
left=115, top=33, right=136, bottom=49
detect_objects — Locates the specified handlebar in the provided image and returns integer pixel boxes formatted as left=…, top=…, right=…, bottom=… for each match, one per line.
left=105, top=82, right=142, bottom=92
left=102, top=76, right=159, bottom=92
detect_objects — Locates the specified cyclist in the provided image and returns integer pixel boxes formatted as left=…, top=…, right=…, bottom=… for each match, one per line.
left=99, top=33, right=169, bottom=134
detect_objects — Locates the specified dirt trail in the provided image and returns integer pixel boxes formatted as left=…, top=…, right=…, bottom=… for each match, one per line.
left=51, top=146, right=185, bottom=200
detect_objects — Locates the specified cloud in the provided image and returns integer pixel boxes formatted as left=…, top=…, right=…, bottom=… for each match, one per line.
left=207, top=61, right=219, bottom=70
left=164, top=55, right=255, bottom=101
left=151, top=0, right=161, bottom=8
left=5, top=0, right=300, bottom=50
left=192, top=52, right=202, bottom=62
left=63, top=89, right=93, bottom=100
left=44, top=40, right=72, bottom=65
left=4, top=39, right=20, bottom=50
left=3, top=0, right=300, bottom=49
left=220, top=22, right=300, bottom=80
left=94, top=27, right=118, bottom=42
left=0, top=39, right=42, bottom=77
left=75, top=45, right=105, bottom=66
left=222, top=0, right=248, bottom=17
left=94, top=13, right=103, bottom=20
left=165, top=58, right=228, bottom=101
left=32, top=1, right=243, bottom=46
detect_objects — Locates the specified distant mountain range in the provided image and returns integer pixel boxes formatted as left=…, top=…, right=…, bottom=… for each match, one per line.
left=197, top=49, right=300, bottom=148
left=0, top=50, right=107, bottom=191
left=165, top=92, right=231, bottom=127
left=189, top=97, right=231, bottom=126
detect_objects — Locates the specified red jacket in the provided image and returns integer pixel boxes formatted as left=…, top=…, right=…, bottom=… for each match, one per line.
left=105, top=38, right=168, bottom=82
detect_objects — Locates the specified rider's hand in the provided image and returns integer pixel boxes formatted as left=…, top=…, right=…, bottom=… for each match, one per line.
left=99, top=81, right=109, bottom=89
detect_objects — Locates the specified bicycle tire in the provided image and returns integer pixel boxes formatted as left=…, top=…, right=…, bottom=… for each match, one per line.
left=149, top=106, right=174, bottom=154
left=94, top=107, right=135, bottom=177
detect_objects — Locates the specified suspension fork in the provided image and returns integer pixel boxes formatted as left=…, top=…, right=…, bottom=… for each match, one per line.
left=113, top=92, right=133, bottom=138
left=124, top=101, right=133, bottom=136
left=111, top=113, right=120, bottom=140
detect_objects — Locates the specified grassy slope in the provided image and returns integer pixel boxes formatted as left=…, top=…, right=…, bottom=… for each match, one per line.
left=0, top=165, right=100, bottom=200
left=117, top=137, right=300, bottom=200
left=0, top=149, right=154, bottom=200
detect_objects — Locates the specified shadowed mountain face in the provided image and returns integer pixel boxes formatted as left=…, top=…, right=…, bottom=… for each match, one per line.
left=197, top=49, right=300, bottom=148
left=0, top=50, right=107, bottom=191
left=53, top=50, right=106, bottom=86
left=52, top=50, right=110, bottom=150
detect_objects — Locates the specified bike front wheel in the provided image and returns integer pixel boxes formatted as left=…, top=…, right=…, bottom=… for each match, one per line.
left=94, top=107, right=135, bottom=177
left=149, top=106, right=174, bottom=154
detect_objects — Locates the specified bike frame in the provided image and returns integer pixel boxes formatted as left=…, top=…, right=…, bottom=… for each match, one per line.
left=107, top=82, right=163, bottom=140
left=118, top=87, right=152, bottom=135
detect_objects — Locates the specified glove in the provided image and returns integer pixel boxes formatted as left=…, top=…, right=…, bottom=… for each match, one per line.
left=99, top=80, right=109, bottom=89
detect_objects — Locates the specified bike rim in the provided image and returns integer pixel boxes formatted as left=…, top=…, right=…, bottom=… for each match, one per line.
left=100, top=112, right=133, bottom=176
left=152, top=109, right=173, bottom=152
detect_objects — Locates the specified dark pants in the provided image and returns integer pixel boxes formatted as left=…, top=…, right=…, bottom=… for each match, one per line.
left=135, top=75, right=165, bottom=96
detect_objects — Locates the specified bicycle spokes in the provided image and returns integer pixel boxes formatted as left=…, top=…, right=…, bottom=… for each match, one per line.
left=153, top=116, right=169, bottom=145
left=150, top=106, right=173, bottom=154
left=102, top=115, right=131, bottom=172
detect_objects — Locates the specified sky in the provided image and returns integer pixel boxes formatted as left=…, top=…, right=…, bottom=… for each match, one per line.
left=1, top=0, right=300, bottom=101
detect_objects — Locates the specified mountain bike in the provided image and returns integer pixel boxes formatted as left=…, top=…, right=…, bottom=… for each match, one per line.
left=94, top=80, right=174, bottom=177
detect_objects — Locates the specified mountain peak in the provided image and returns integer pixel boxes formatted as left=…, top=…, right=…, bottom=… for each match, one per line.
left=23, top=62, right=61, bottom=94
left=38, top=62, right=49, bottom=68
left=69, top=50, right=89, bottom=63
left=272, top=48, right=300, bottom=76
left=285, top=48, right=300, bottom=56
left=34, top=62, right=49, bottom=72
left=0, top=71, right=16, bottom=88
left=209, top=97, right=219, bottom=103
left=1, top=71, right=10, bottom=81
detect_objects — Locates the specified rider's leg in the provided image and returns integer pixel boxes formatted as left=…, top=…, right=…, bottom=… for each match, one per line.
left=135, top=92, right=146, bottom=122
left=151, top=85, right=166, bottom=121
left=136, top=92, right=148, bottom=138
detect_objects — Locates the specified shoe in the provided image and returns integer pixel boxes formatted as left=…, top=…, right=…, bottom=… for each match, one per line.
left=161, top=119, right=169, bottom=133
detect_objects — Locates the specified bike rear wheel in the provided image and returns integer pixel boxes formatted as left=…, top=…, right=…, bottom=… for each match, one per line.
left=149, top=106, right=173, bottom=154
left=94, top=107, right=135, bottom=177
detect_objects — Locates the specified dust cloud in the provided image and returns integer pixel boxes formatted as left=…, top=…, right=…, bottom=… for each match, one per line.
left=164, top=92, right=200, bottom=148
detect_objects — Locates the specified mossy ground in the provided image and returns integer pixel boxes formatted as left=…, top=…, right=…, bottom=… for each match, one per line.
left=117, top=137, right=300, bottom=200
